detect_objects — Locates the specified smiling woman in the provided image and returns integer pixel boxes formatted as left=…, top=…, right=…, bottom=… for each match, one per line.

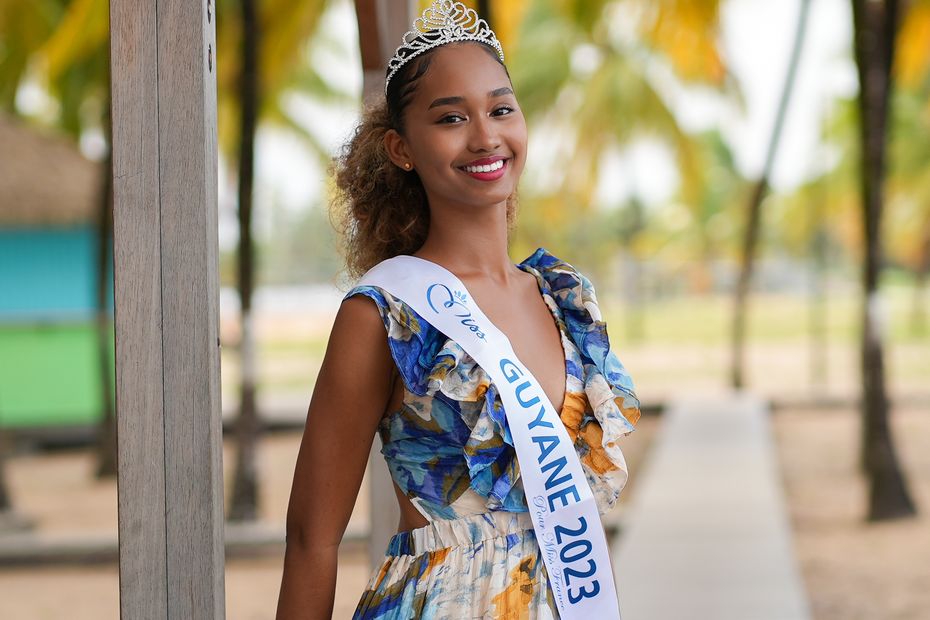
left=330, top=33, right=523, bottom=282
left=381, top=43, right=525, bottom=221
left=275, top=2, right=641, bottom=619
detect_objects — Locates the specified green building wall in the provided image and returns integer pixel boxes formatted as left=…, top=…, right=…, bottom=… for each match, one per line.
left=0, top=225, right=114, bottom=429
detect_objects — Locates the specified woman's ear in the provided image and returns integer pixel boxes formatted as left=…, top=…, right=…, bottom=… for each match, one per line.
left=383, top=129, right=414, bottom=171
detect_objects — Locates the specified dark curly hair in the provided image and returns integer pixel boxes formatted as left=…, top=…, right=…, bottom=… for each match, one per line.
left=331, top=40, right=518, bottom=281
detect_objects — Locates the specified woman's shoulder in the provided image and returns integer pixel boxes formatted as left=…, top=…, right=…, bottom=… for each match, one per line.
left=518, top=246, right=606, bottom=321
left=342, top=282, right=445, bottom=397
left=519, top=246, right=598, bottom=287
left=342, top=283, right=429, bottom=341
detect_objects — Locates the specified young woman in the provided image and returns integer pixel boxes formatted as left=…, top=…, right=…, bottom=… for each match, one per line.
left=276, top=2, right=640, bottom=618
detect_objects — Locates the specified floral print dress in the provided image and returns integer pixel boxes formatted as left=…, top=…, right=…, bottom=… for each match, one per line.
left=344, top=247, right=641, bottom=619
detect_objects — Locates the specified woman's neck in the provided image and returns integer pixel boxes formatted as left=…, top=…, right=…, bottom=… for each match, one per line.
left=412, top=198, right=518, bottom=284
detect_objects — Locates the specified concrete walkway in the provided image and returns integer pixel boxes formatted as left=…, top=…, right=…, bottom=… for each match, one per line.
left=613, top=393, right=810, bottom=620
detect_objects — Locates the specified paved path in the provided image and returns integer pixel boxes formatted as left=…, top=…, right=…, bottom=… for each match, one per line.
left=613, top=392, right=810, bottom=620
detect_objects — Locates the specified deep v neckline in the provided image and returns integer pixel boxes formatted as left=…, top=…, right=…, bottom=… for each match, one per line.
left=398, top=252, right=573, bottom=415
left=515, top=261, right=571, bottom=414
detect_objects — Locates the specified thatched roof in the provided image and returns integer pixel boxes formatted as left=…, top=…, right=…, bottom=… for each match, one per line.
left=0, top=112, right=102, bottom=226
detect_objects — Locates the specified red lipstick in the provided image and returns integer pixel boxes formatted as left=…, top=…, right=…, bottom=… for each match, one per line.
left=458, top=155, right=509, bottom=181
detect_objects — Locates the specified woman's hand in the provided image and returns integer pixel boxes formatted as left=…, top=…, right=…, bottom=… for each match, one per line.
left=275, top=294, right=396, bottom=619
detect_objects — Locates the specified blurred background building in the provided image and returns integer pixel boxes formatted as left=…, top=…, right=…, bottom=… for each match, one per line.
left=0, top=113, right=111, bottom=433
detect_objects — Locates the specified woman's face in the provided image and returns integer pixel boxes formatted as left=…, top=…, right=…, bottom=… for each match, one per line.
left=385, top=43, right=528, bottom=213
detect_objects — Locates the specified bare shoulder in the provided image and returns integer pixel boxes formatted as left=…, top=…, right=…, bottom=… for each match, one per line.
left=324, top=292, right=392, bottom=377
left=335, top=291, right=385, bottom=334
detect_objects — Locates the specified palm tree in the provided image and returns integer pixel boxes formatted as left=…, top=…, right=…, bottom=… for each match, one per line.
left=6, top=0, right=343, bottom=513
left=850, top=0, right=916, bottom=521
left=730, top=0, right=812, bottom=389
left=37, top=0, right=345, bottom=518
left=40, top=3, right=119, bottom=473
left=0, top=0, right=117, bottom=475
left=0, top=1, right=53, bottom=102
left=670, top=130, right=743, bottom=295
left=522, top=1, right=726, bottom=202
left=0, top=425, right=33, bottom=533
left=477, top=0, right=491, bottom=26
left=220, top=0, right=336, bottom=521
left=506, top=0, right=727, bottom=306
left=0, top=471, right=8, bottom=515
left=0, top=431, right=12, bottom=516
left=0, top=0, right=69, bottom=518
left=93, top=97, right=117, bottom=477
left=227, top=0, right=262, bottom=522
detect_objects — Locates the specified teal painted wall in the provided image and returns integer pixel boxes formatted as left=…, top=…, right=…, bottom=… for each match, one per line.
left=0, top=225, right=114, bottom=428
left=0, top=225, right=113, bottom=320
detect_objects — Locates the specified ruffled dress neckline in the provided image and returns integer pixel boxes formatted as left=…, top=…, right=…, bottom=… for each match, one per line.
left=515, top=252, right=574, bottom=414
left=344, top=247, right=641, bottom=521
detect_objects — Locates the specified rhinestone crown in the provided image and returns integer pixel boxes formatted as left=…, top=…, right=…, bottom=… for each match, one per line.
left=385, top=0, right=504, bottom=94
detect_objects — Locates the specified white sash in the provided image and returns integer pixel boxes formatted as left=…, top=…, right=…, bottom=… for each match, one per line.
left=358, top=255, right=622, bottom=619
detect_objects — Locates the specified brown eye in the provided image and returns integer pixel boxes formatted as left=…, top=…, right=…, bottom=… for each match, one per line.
left=439, top=113, right=466, bottom=124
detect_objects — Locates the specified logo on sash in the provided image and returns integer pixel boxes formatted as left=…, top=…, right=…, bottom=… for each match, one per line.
left=426, top=284, right=486, bottom=340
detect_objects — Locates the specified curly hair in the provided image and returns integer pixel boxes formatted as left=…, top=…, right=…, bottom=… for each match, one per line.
left=330, top=41, right=518, bottom=281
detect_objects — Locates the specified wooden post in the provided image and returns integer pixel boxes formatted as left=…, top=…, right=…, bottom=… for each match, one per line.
left=354, top=0, right=416, bottom=569
left=110, top=0, right=224, bottom=617
left=357, top=0, right=417, bottom=101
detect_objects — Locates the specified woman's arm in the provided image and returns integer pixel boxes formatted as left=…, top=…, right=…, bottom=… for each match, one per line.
left=276, top=294, right=395, bottom=619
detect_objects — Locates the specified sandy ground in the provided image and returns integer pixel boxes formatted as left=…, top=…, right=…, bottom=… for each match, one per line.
left=0, top=432, right=372, bottom=619
left=2, top=402, right=928, bottom=619
left=772, top=404, right=930, bottom=620
left=0, top=415, right=657, bottom=619
left=0, top=551, right=372, bottom=620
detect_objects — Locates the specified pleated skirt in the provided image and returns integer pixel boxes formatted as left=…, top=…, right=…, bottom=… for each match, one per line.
left=353, top=511, right=558, bottom=619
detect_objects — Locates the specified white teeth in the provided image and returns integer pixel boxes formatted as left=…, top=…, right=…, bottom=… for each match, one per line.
left=464, top=160, right=505, bottom=174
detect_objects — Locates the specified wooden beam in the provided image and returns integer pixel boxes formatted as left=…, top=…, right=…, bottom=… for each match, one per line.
left=357, top=0, right=417, bottom=102
left=110, top=0, right=225, bottom=616
left=355, top=0, right=383, bottom=72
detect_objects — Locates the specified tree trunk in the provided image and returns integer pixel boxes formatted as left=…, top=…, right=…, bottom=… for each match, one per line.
left=229, top=0, right=261, bottom=522
left=851, top=0, right=916, bottom=521
left=95, top=98, right=118, bottom=478
left=730, top=0, right=812, bottom=389
left=478, top=0, right=492, bottom=26
left=731, top=180, right=764, bottom=389
left=0, top=427, right=33, bottom=533
left=0, top=431, right=11, bottom=512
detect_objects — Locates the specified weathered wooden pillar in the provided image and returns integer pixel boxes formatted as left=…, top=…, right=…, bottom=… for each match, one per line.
left=354, top=0, right=416, bottom=569
left=357, top=0, right=417, bottom=101
left=110, top=0, right=224, bottom=617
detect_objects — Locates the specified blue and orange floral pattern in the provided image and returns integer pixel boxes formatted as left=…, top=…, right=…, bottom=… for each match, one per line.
left=345, top=247, right=640, bottom=619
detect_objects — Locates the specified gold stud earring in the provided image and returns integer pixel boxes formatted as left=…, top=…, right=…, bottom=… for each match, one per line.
left=404, top=162, right=412, bottom=171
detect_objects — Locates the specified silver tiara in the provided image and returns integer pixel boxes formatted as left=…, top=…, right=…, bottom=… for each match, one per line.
left=384, top=0, right=504, bottom=94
